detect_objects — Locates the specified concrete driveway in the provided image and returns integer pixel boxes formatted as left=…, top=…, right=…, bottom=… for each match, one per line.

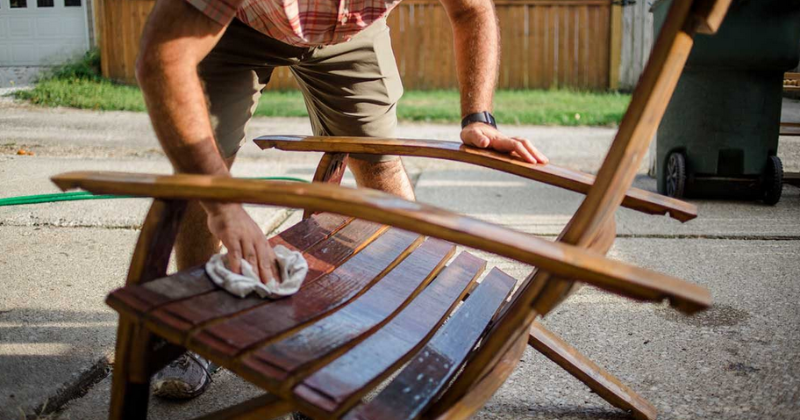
left=1, top=97, right=799, bottom=420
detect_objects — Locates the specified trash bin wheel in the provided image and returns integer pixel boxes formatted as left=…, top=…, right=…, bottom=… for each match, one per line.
left=666, top=152, right=687, bottom=198
left=763, top=155, right=783, bottom=205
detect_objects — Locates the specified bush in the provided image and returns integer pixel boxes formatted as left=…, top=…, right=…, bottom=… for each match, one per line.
left=39, top=48, right=102, bottom=82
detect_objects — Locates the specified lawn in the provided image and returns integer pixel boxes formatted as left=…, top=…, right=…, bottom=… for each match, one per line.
left=12, top=52, right=630, bottom=126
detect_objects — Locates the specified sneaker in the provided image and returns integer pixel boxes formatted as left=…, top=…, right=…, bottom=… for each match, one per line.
left=152, top=352, right=218, bottom=400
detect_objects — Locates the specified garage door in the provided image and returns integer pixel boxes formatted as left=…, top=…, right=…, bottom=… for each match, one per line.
left=0, top=0, right=89, bottom=66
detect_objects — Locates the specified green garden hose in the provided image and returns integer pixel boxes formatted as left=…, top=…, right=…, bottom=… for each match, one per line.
left=0, top=176, right=310, bottom=207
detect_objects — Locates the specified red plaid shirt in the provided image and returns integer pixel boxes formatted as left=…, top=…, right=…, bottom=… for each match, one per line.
left=186, top=0, right=401, bottom=47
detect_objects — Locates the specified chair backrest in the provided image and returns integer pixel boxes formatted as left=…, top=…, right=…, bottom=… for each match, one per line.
left=429, top=0, right=733, bottom=411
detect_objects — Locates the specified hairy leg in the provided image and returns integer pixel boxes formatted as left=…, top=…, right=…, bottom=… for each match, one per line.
left=348, top=157, right=416, bottom=201
left=175, top=156, right=235, bottom=270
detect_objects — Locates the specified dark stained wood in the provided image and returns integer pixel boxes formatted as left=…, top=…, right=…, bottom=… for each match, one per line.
left=292, top=251, right=486, bottom=417
left=148, top=221, right=406, bottom=340
left=108, top=199, right=185, bottom=420
left=145, top=218, right=378, bottom=341
left=125, top=200, right=187, bottom=286
left=52, top=171, right=711, bottom=314
left=106, top=213, right=351, bottom=320
left=189, top=227, right=421, bottom=361
left=255, top=136, right=698, bottom=223
left=241, top=245, right=471, bottom=392
left=427, top=333, right=528, bottom=420
left=529, top=321, right=657, bottom=420
left=305, top=153, right=349, bottom=219
left=343, top=268, right=516, bottom=420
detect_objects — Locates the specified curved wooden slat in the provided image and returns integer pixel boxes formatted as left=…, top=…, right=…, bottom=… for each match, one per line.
left=188, top=226, right=421, bottom=361
left=53, top=171, right=711, bottom=314
left=427, top=333, right=528, bottom=420
left=343, top=267, right=516, bottom=420
left=106, top=213, right=351, bottom=319
left=254, top=135, right=697, bottom=222
left=144, top=218, right=385, bottom=343
left=293, top=249, right=484, bottom=417
left=240, top=243, right=469, bottom=393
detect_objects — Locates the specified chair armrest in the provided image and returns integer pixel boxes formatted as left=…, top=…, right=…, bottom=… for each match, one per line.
left=254, top=135, right=697, bottom=222
left=52, top=171, right=710, bottom=314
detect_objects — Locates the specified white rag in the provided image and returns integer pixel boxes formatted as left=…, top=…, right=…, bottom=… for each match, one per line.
left=205, top=245, right=309, bottom=299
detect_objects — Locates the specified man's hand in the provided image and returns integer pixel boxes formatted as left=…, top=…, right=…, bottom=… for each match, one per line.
left=205, top=202, right=280, bottom=284
left=461, top=123, right=549, bottom=164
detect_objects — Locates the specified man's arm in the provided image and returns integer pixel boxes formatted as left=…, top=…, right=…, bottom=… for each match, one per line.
left=438, top=0, right=548, bottom=164
left=137, top=0, right=278, bottom=282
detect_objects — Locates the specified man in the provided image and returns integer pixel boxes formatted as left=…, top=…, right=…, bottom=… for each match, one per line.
left=137, top=0, right=548, bottom=400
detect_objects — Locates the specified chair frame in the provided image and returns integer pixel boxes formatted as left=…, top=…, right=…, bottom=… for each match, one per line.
left=51, top=0, right=731, bottom=418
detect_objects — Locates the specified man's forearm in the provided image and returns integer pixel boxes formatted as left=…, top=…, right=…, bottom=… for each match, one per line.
left=136, top=0, right=232, bottom=179
left=139, top=62, right=229, bottom=178
left=449, top=5, right=500, bottom=117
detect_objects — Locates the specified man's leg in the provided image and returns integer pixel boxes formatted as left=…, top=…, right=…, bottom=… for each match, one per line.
left=290, top=19, right=415, bottom=200
left=347, top=158, right=415, bottom=200
left=153, top=20, right=271, bottom=400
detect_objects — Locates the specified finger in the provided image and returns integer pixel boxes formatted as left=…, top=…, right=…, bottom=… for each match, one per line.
left=513, top=140, right=537, bottom=164
left=227, top=244, right=242, bottom=275
left=243, top=241, right=258, bottom=277
left=256, top=240, right=280, bottom=284
left=515, top=137, right=549, bottom=164
left=531, top=146, right=549, bottom=164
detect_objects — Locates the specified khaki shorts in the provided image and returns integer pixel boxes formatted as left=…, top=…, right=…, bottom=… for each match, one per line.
left=199, top=18, right=404, bottom=162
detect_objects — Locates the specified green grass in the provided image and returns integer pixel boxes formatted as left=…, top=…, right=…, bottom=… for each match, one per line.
left=13, top=51, right=631, bottom=126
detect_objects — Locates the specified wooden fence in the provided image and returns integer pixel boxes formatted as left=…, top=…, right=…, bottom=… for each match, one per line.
left=95, top=0, right=617, bottom=90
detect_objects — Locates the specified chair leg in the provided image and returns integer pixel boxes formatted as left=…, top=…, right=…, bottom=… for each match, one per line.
left=528, top=321, right=657, bottom=420
left=108, top=319, right=156, bottom=420
left=304, top=152, right=349, bottom=219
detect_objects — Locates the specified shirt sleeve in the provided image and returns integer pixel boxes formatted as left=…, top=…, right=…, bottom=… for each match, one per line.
left=184, top=0, right=240, bottom=27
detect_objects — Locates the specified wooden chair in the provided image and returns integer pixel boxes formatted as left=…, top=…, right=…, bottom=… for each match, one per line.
left=51, top=0, right=730, bottom=418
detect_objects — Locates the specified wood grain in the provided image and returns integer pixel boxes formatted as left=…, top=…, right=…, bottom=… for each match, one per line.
left=254, top=135, right=697, bottom=222
left=293, top=251, right=486, bottom=416
left=187, top=220, right=394, bottom=360
left=427, top=333, right=528, bottom=420
left=145, top=215, right=362, bottom=341
left=240, top=240, right=460, bottom=392
left=106, top=213, right=350, bottom=320
left=344, top=268, right=516, bottom=420
left=53, top=171, right=711, bottom=314
left=99, top=0, right=613, bottom=90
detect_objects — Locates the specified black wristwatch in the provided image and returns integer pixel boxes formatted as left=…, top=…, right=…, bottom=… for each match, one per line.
left=461, top=111, right=497, bottom=129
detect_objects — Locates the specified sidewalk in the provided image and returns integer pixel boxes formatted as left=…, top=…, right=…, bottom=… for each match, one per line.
left=1, top=98, right=799, bottom=419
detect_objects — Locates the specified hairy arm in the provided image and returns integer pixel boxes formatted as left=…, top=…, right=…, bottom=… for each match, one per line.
left=438, top=0, right=548, bottom=164
left=137, top=0, right=278, bottom=282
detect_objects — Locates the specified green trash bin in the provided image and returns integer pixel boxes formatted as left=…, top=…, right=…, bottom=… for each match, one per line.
left=652, top=0, right=800, bottom=204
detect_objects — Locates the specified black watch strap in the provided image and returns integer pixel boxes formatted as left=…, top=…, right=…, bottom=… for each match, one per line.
left=461, top=111, right=497, bottom=129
